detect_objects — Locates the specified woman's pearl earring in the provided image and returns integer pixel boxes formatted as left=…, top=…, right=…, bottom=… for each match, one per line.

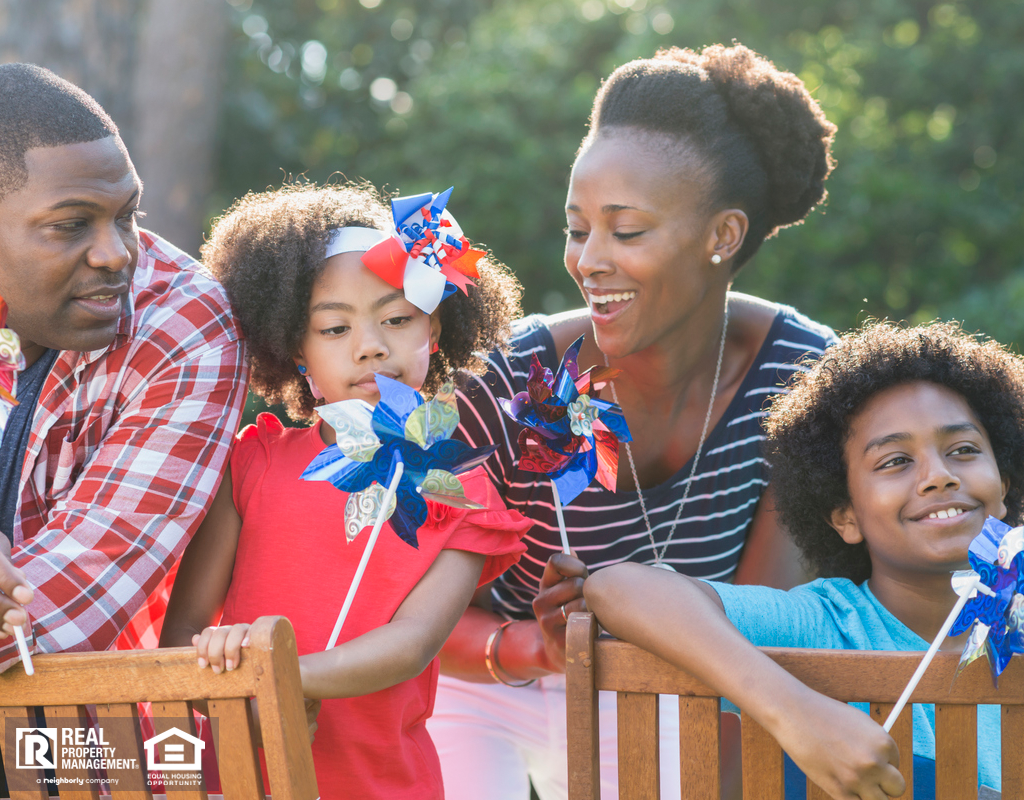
left=711, top=254, right=723, bottom=265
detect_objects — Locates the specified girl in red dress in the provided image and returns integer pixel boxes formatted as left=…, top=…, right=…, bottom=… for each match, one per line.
left=161, top=181, right=529, bottom=800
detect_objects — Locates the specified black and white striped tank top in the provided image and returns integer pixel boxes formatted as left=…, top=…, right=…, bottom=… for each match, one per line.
left=455, top=302, right=835, bottom=620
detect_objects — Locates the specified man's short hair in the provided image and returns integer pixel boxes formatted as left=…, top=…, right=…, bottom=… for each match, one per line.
left=0, top=63, right=120, bottom=200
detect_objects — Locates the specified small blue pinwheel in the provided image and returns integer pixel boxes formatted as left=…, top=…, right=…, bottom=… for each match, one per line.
left=949, top=516, right=1024, bottom=681
left=302, top=375, right=498, bottom=548
left=500, top=336, right=631, bottom=507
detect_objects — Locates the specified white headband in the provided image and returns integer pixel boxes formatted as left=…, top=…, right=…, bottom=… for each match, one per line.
left=324, top=227, right=389, bottom=259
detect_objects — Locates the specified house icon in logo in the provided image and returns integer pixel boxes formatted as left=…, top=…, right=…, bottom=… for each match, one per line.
left=143, top=727, right=205, bottom=771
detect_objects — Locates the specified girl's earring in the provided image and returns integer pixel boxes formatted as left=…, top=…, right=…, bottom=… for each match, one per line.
left=711, top=253, right=723, bottom=265
left=296, top=363, right=324, bottom=400
left=431, top=342, right=440, bottom=354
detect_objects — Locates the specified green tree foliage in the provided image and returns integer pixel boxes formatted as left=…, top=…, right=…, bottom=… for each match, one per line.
left=216, top=0, right=1024, bottom=347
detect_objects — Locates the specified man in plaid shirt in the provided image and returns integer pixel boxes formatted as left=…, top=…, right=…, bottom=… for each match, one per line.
left=0, top=65, right=248, bottom=672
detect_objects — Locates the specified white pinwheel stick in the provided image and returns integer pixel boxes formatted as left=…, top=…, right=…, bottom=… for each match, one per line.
left=550, top=481, right=571, bottom=555
left=325, top=460, right=406, bottom=651
left=13, top=624, right=33, bottom=675
left=882, top=574, right=995, bottom=732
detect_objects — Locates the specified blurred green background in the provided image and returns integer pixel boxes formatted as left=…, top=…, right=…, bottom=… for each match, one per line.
left=211, top=0, right=1023, bottom=341
left=5, top=0, right=1022, bottom=424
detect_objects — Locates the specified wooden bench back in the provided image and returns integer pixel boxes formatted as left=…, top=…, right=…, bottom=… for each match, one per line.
left=0, top=616, right=317, bottom=800
left=566, top=611, right=1023, bottom=800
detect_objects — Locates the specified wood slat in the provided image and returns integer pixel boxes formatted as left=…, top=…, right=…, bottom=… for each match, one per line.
left=935, top=703, right=977, bottom=800
left=43, top=704, right=99, bottom=800
left=871, top=702, right=914, bottom=797
left=0, top=648, right=258, bottom=707
left=208, top=699, right=263, bottom=800
left=92, top=702, right=151, bottom=800
left=593, top=642, right=1024, bottom=704
left=1003, top=705, right=1024, bottom=800
left=677, top=697, right=719, bottom=800
left=617, top=692, right=660, bottom=800
left=248, top=618, right=318, bottom=800
left=806, top=777, right=831, bottom=800
left=0, top=707, right=49, bottom=800
left=150, top=701, right=208, bottom=800
left=566, top=613, right=601, bottom=800
left=740, top=712, right=783, bottom=800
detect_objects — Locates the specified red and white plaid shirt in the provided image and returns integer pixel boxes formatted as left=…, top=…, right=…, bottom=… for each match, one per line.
left=2, top=231, right=248, bottom=671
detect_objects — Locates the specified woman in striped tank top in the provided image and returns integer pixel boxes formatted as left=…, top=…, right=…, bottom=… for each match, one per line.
left=429, top=44, right=838, bottom=800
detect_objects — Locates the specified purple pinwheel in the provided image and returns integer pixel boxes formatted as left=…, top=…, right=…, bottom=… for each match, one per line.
left=500, top=336, right=631, bottom=552
left=949, top=516, right=1024, bottom=681
left=302, top=374, right=498, bottom=549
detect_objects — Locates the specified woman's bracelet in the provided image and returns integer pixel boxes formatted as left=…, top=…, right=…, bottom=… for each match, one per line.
left=484, top=619, right=536, bottom=688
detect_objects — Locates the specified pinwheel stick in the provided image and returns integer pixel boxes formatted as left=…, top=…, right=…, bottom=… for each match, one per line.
left=13, top=625, right=33, bottom=676
left=882, top=575, right=995, bottom=732
left=325, top=460, right=406, bottom=651
left=550, top=481, right=571, bottom=555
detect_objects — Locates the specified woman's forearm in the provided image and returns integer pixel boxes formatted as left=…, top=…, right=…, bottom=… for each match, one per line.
left=438, top=605, right=555, bottom=683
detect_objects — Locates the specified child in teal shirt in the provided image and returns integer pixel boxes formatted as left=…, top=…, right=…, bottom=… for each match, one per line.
left=585, top=321, right=1024, bottom=798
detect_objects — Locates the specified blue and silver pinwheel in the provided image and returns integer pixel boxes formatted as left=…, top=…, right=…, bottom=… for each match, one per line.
left=500, top=336, right=631, bottom=507
left=302, top=374, right=498, bottom=548
left=949, top=516, right=1024, bottom=681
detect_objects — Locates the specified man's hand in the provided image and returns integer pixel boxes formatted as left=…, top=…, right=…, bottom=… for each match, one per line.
left=0, top=536, right=33, bottom=639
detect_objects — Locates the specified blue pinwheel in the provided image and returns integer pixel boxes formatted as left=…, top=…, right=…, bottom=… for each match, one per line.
left=302, top=374, right=498, bottom=549
left=949, top=517, right=1024, bottom=681
left=884, top=517, right=1024, bottom=730
left=500, top=336, right=631, bottom=553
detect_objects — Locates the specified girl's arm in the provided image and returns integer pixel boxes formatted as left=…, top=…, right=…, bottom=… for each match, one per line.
left=298, top=547, right=486, bottom=698
left=438, top=552, right=588, bottom=682
left=159, top=467, right=242, bottom=651
left=584, top=563, right=907, bottom=800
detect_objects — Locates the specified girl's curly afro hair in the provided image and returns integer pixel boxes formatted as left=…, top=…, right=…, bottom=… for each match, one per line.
left=765, top=321, right=1024, bottom=583
left=585, top=43, right=837, bottom=270
left=203, top=180, right=522, bottom=422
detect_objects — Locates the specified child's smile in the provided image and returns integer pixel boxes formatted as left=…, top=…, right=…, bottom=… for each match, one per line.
left=831, top=381, right=1008, bottom=587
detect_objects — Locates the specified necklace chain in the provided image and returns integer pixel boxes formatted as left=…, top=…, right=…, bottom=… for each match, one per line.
left=606, top=302, right=729, bottom=568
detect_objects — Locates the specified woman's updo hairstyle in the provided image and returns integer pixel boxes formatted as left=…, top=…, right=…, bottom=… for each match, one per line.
left=587, top=44, right=837, bottom=268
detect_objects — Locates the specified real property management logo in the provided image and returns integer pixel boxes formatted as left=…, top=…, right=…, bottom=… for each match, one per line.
left=15, top=726, right=138, bottom=771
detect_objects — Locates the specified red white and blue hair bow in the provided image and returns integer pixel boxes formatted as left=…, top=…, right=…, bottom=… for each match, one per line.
left=323, top=187, right=484, bottom=315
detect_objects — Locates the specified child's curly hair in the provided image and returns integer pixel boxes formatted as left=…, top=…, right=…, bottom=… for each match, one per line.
left=203, top=180, right=522, bottom=422
left=765, top=321, right=1024, bottom=583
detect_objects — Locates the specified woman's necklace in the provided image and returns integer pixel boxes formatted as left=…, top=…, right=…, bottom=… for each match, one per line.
left=605, top=302, right=729, bottom=571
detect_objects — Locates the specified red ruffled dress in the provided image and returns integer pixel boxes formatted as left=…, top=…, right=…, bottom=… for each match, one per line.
left=220, top=414, right=529, bottom=800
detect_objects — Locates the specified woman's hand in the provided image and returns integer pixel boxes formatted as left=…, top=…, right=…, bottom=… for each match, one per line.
left=775, top=692, right=906, bottom=799
left=532, top=553, right=588, bottom=672
left=193, top=623, right=251, bottom=673
left=0, top=535, right=32, bottom=639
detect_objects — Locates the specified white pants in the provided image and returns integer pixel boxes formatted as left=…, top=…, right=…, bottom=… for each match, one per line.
left=428, top=673, right=681, bottom=800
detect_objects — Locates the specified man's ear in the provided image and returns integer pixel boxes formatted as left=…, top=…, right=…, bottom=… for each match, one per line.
left=828, top=505, right=864, bottom=545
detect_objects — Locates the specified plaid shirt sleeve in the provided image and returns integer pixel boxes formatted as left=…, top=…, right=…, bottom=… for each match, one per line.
left=0, top=235, right=249, bottom=672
